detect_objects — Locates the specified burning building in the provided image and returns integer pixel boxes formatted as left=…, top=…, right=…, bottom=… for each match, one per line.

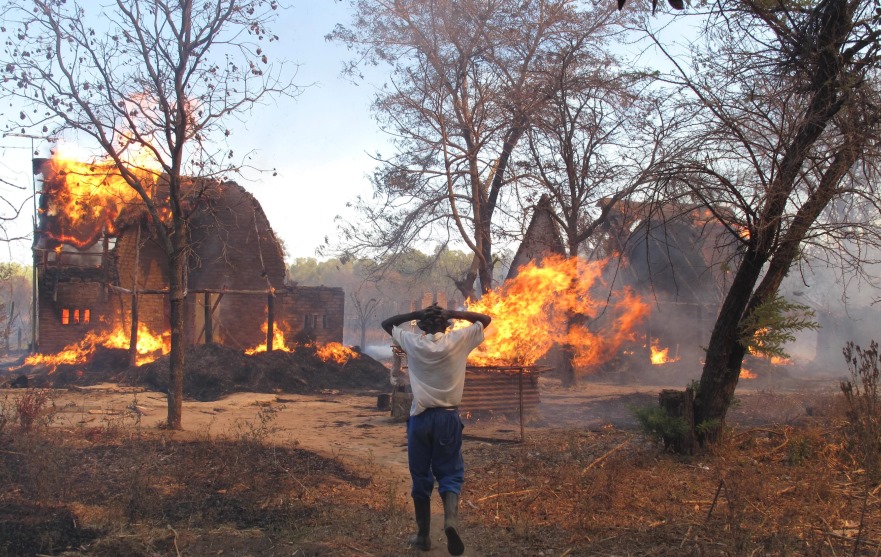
left=494, top=196, right=733, bottom=374
left=31, top=156, right=343, bottom=362
left=599, top=198, right=734, bottom=369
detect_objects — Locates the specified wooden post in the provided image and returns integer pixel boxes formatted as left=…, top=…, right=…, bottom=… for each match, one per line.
left=266, top=293, right=275, bottom=351
left=203, top=292, right=213, bottom=344
left=390, top=349, right=411, bottom=421
left=658, top=387, right=695, bottom=454
left=519, top=367, right=525, bottom=443
left=129, top=294, right=139, bottom=366
left=129, top=223, right=141, bottom=367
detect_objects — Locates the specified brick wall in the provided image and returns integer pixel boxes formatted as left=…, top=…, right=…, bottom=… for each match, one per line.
left=37, top=279, right=117, bottom=353
left=115, top=231, right=170, bottom=336
left=276, top=286, right=345, bottom=344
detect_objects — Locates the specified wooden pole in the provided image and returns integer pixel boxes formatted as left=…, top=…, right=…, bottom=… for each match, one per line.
left=128, top=222, right=141, bottom=366
left=519, top=366, right=525, bottom=443
left=266, top=293, right=275, bottom=351
left=203, top=292, right=213, bottom=344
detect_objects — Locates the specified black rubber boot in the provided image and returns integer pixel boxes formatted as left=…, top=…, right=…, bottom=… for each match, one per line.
left=407, top=496, right=431, bottom=551
left=441, top=491, right=465, bottom=556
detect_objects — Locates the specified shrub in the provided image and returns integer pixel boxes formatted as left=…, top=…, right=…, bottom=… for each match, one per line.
left=631, top=404, right=689, bottom=448
left=841, top=341, right=881, bottom=483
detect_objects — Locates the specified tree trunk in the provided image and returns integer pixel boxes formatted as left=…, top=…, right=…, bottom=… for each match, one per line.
left=659, top=388, right=695, bottom=453
left=476, top=210, right=495, bottom=296
left=694, top=134, right=862, bottom=439
left=166, top=230, right=187, bottom=430
left=694, top=248, right=766, bottom=436
left=559, top=341, right=576, bottom=387
left=559, top=268, right=585, bottom=388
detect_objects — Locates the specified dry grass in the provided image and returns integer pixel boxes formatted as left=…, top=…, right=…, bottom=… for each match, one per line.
left=464, top=423, right=880, bottom=556
left=0, top=387, right=879, bottom=557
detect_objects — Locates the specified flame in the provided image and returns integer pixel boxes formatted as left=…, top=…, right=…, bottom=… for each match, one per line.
left=315, top=342, right=357, bottom=364
left=462, top=255, right=649, bottom=367
left=99, top=324, right=171, bottom=365
left=650, top=339, right=680, bottom=365
left=740, top=368, right=757, bottom=379
left=245, top=322, right=293, bottom=355
left=21, top=324, right=170, bottom=371
left=747, top=328, right=793, bottom=367
left=39, top=148, right=161, bottom=249
left=243, top=322, right=355, bottom=363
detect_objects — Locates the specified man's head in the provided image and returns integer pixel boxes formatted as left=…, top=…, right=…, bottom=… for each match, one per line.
left=416, top=303, right=452, bottom=334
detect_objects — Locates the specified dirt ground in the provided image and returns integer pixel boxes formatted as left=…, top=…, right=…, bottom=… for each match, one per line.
left=41, top=372, right=843, bottom=461
left=25, top=369, right=843, bottom=556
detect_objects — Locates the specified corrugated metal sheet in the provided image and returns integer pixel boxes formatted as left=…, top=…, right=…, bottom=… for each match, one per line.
left=396, top=351, right=550, bottom=416
left=460, top=366, right=544, bottom=415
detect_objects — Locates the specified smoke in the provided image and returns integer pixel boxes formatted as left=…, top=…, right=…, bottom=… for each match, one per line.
left=361, top=343, right=393, bottom=362
left=779, top=250, right=881, bottom=376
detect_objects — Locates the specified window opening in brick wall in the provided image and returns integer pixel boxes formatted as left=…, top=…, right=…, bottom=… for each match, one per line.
left=61, top=307, right=91, bottom=325
left=322, top=314, right=328, bottom=329
left=313, top=314, right=319, bottom=329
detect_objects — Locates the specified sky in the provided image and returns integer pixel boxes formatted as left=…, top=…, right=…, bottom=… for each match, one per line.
left=0, top=1, right=389, bottom=267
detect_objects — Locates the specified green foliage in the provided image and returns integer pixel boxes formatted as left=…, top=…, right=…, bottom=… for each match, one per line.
left=695, top=418, right=721, bottom=437
left=287, top=248, right=474, bottom=294
left=739, top=294, right=819, bottom=359
left=787, top=434, right=815, bottom=466
left=287, top=257, right=353, bottom=287
left=631, top=404, right=689, bottom=444
left=0, top=262, right=29, bottom=281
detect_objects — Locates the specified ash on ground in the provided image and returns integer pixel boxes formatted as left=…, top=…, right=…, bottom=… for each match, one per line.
left=2, top=344, right=391, bottom=401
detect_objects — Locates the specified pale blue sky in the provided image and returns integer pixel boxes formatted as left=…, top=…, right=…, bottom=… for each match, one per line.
left=0, top=1, right=388, bottom=266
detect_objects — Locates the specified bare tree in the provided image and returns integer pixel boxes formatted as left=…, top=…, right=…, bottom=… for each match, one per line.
left=646, top=0, right=881, bottom=441
left=349, top=287, right=380, bottom=349
left=327, top=0, right=627, bottom=299
left=0, top=0, right=300, bottom=429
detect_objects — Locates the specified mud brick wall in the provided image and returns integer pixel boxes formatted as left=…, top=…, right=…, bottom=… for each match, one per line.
left=37, top=280, right=115, bottom=353
left=277, top=286, right=345, bottom=344
left=212, top=293, right=272, bottom=350
left=114, top=232, right=171, bottom=336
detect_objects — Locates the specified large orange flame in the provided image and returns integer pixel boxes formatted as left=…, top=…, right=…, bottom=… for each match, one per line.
left=39, top=151, right=160, bottom=249
left=20, top=324, right=170, bottom=371
left=315, top=342, right=358, bottom=365
left=100, top=324, right=171, bottom=365
left=463, top=255, right=649, bottom=367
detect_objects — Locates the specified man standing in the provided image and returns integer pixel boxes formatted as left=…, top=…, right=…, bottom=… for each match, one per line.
left=382, top=303, right=491, bottom=555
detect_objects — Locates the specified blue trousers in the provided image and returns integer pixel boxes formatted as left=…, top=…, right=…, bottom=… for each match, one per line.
left=407, top=407, right=465, bottom=499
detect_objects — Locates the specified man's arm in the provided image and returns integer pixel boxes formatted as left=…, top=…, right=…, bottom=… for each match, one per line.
left=443, top=309, right=491, bottom=329
left=381, top=310, right=425, bottom=335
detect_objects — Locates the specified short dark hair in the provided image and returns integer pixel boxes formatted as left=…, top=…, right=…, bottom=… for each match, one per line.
left=416, top=303, right=451, bottom=333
